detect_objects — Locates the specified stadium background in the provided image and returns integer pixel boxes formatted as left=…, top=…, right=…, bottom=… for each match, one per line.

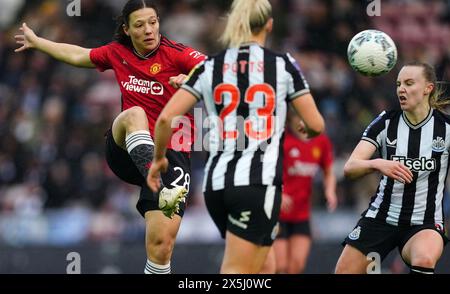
left=0, top=0, right=449, bottom=273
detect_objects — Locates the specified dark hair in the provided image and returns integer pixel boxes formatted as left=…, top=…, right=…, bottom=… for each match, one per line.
left=113, top=0, right=159, bottom=47
left=403, top=61, right=449, bottom=111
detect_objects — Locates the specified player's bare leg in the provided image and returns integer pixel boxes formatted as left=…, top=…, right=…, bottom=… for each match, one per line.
left=401, top=229, right=443, bottom=274
left=335, top=244, right=370, bottom=274
left=287, top=235, right=311, bottom=273
left=112, top=106, right=149, bottom=148
left=272, top=239, right=288, bottom=273
left=259, top=246, right=276, bottom=274
left=144, top=211, right=182, bottom=273
left=221, top=231, right=271, bottom=274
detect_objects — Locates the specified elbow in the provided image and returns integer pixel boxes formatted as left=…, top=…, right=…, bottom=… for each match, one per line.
left=315, top=118, right=325, bottom=135
left=343, top=161, right=354, bottom=179
left=156, top=113, right=171, bottom=128
left=306, top=117, right=325, bottom=138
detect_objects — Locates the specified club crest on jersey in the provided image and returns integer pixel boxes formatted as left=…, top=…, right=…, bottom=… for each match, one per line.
left=432, top=136, right=445, bottom=152
left=150, top=63, right=162, bottom=75
left=289, top=147, right=300, bottom=158
left=348, top=226, right=361, bottom=240
left=312, top=147, right=321, bottom=160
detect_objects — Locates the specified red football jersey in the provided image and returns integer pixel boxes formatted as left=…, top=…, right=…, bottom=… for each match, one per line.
left=280, top=131, right=333, bottom=222
left=89, top=36, right=205, bottom=152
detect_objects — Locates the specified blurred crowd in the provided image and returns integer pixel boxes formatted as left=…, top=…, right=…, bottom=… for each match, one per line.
left=0, top=0, right=450, bottom=245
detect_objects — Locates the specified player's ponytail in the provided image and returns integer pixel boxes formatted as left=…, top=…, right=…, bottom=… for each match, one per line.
left=114, top=0, right=159, bottom=47
left=405, top=61, right=450, bottom=112
left=429, top=82, right=450, bottom=112
left=220, top=0, right=272, bottom=48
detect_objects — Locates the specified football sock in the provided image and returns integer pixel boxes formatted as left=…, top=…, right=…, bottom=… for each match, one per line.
left=409, top=265, right=434, bottom=274
left=125, top=130, right=154, bottom=178
left=144, top=259, right=171, bottom=274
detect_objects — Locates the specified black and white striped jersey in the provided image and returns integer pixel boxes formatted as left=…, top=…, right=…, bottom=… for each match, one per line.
left=182, top=43, right=310, bottom=192
left=362, top=109, right=450, bottom=227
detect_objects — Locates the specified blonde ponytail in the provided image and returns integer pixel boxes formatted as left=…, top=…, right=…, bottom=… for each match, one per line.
left=220, top=0, right=272, bottom=48
left=430, top=82, right=450, bottom=112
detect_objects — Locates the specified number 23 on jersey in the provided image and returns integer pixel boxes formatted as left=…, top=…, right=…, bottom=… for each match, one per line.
left=213, top=83, right=275, bottom=141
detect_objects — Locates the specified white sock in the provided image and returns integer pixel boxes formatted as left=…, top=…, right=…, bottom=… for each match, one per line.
left=125, top=130, right=153, bottom=153
left=144, top=259, right=171, bottom=274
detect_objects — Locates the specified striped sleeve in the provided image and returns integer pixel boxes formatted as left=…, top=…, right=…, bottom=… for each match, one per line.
left=284, top=53, right=310, bottom=101
left=361, top=111, right=387, bottom=149
left=181, top=60, right=206, bottom=101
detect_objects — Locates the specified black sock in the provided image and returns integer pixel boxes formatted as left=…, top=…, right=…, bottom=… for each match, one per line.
left=409, top=265, right=434, bottom=274
left=125, top=130, right=154, bottom=178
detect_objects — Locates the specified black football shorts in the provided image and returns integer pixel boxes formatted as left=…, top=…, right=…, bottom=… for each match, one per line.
left=204, top=185, right=281, bottom=246
left=105, top=129, right=191, bottom=217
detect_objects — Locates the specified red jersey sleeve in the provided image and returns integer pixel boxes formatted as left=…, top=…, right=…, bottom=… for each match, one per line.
left=320, top=135, right=334, bottom=169
left=89, top=44, right=113, bottom=72
left=175, top=46, right=206, bottom=73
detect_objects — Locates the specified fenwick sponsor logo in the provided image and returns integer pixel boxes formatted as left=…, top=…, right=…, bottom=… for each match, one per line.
left=121, top=76, right=164, bottom=95
left=392, top=156, right=436, bottom=172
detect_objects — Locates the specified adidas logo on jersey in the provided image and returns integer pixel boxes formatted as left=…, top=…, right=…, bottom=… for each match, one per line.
left=391, top=156, right=436, bottom=172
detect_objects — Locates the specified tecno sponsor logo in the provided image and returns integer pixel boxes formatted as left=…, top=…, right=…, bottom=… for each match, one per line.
left=121, top=75, right=163, bottom=95
left=391, top=156, right=436, bottom=172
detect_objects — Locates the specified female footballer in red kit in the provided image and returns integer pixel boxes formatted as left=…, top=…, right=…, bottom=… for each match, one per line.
left=15, top=0, right=205, bottom=274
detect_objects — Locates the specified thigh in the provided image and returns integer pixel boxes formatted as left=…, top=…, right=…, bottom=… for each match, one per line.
left=400, top=227, right=445, bottom=267
left=104, top=128, right=143, bottom=186
left=273, top=238, right=289, bottom=272
left=289, top=234, right=311, bottom=263
left=221, top=230, right=272, bottom=274
left=224, top=185, right=281, bottom=246
left=111, top=107, right=148, bottom=149
left=259, top=246, right=277, bottom=274
left=335, top=244, right=371, bottom=274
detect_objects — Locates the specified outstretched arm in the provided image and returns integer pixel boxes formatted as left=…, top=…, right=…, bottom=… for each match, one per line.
left=344, top=140, right=413, bottom=183
left=15, top=23, right=95, bottom=68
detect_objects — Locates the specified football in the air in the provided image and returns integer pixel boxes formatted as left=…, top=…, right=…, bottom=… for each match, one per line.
left=347, top=29, right=397, bottom=76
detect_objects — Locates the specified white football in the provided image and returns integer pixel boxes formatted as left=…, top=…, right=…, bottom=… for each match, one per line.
left=347, top=30, right=397, bottom=76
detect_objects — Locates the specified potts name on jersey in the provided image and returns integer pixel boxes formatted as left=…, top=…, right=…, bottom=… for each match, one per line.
left=391, top=156, right=436, bottom=172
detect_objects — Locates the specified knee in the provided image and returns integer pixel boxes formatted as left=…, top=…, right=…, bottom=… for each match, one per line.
left=122, top=106, right=147, bottom=126
left=147, top=235, right=175, bottom=263
left=291, top=259, right=307, bottom=274
left=411, top=255, right=436, bottom=269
